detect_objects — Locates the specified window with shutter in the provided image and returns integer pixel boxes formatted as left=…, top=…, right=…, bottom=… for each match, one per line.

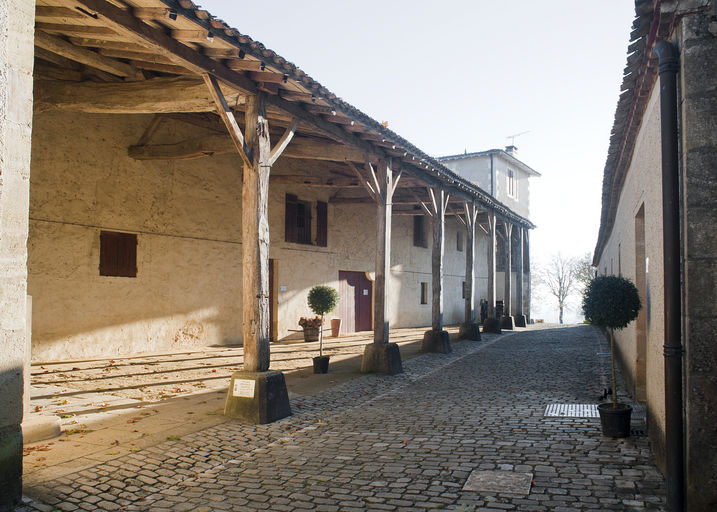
left=316, top=201, right=327, bottom=247
left=285, top=193, right=298, bottom=243
left=413, top=215, right=426, bottom=248
left=99, top=231, right=137, bottom=277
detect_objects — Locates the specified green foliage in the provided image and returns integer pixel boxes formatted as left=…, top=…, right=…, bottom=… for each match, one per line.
left=307, top=285, right=339, bottom=317
left=582, top=275, right=641, bottom=330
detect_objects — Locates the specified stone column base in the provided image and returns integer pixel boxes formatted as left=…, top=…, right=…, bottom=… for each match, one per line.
left=224, top=370, right=291, bottom=424
left=459, top=322, right=482, bottom=341
left=514, top=314, right=527, bottom=327
left=421, top=329, right=452, bottom=353
left=483, top=317, right=502, bottom=334
left=22, top=414, right=61, bottom=444
left=361, top=343, right=403, bottom=375
left=501, top=315, right=516, bottom=330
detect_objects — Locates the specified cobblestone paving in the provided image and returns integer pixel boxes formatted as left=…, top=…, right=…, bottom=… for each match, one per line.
left=20, top=325, right=666, bottom=511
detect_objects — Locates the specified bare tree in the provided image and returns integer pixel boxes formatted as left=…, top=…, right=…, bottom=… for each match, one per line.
left=536, top=253, right=579, bottom=324
left=573, top=252, right=595, bottom=289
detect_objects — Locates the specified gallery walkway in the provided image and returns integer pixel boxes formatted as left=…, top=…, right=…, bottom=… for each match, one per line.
left=19, top=325, right=666, bottom=511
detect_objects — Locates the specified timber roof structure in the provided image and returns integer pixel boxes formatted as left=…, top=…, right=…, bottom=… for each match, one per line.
left=34, top=0, right=534, bottom=228
left=593, top=0, right=681, bottom=264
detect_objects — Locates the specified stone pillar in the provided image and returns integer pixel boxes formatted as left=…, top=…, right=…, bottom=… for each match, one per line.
left=514, top=227, right=527, bottom=327
left=501, top=221, right=515, bottom=330
left=459, top=202, right=481, bottom=341
left=421, top=187, right=451, bottom=353
left=361, top=159, right=402, bottom=374
left=0, top=0, right=34, bottom=507
left=679, top=10, right=717, bottom=511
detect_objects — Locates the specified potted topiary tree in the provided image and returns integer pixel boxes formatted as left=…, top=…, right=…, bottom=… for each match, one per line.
left=307, top=285, right=339, bottom=374
left=582, top=275, right=641, bottom=437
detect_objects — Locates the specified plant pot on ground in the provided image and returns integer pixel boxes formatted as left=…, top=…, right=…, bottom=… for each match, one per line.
left=306, top=285, right=339, bottom=374
left=582, top=275, right=642, bottom=438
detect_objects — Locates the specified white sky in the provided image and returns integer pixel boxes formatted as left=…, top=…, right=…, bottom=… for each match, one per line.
left=198, top=0, right=636, bottom=322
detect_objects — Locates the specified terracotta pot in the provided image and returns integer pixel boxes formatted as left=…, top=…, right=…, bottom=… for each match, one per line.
left=330, top=318, right=341, bottom=337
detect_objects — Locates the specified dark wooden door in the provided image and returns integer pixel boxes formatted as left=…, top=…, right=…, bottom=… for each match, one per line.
left=338, top=271, right=372, bottom=333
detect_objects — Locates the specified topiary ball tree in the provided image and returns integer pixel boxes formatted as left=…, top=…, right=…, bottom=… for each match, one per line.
left=582, top=275, right=641, bottom=408
left=307, top=285, right=339, bottom=357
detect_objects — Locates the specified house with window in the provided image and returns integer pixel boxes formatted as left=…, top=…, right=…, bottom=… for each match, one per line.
left=0, top=0, right=534, bottom=506
left=438, top=146, right=540, bottom=322
left=592, top=1, right=716, bottom=510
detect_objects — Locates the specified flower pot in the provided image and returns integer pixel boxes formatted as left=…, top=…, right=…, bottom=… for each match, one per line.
left=312, top=356, right=330, bottom=374
left=330, top=318, right=341, bottom=337
left=303, top=326, right=319, bottom=342
left=597, top=403, right=632, bottom=438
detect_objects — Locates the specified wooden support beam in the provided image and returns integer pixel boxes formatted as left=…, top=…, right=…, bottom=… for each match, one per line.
left=98, top=48, right=176, bottom=64
left=464, top=201, right=479, bottom=324
left=35, top=6, right=85, bottom=19
left=516, top=226, right=524, bottom=318
left=129, top=135, right=367, bottom=163
left=374, top=159, right=395, bottom=345
left=34, top=77, right=244, bottom=114
left=430, top=186, right=448, bottom=331
left=487, top=213, right=497, bottom=318
left=347, top=161, right=377, bottom=202
left=269, top=175, right=359, bottom=187
left=503, top=221, right=514, bottom=318
left=132, top=7, right=173, bottom=20
left=36, top=23, right=123, bottom=40
left=34, top=30, right=137, bottom=77
left=135, top=115, right=164, bottom=146
left=268, top=119, right=298, bottom=166
left=225, top=59, right=264, bottom=72
left=68, top=38, right=154, bottom=52
left=203, top=73, right=251, bottom=167
left=242, top=93, right=272, bottom=372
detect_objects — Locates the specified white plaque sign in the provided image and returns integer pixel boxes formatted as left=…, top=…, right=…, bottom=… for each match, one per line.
left=233, top=379, right=256, bottom=398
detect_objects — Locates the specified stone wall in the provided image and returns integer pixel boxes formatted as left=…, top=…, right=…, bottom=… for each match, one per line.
left=679, top=8, right=717, bottom=511
left=29, top=111, right=492, bottom=360
left=0, top=0, right=34, bottom=508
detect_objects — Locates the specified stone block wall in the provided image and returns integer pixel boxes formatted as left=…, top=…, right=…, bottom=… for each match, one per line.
left=0, top=0, right=34, bottom=508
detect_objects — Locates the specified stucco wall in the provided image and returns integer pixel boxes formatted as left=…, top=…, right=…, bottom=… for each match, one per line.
left=596, top=83, right=666, bottom=469
left=29, top=111, right=492, bottom=361
left=0, top=0, right=34, bottom=507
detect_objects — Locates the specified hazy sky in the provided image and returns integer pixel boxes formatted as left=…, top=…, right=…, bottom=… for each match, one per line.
left=198, top=0, right=636, bottom=322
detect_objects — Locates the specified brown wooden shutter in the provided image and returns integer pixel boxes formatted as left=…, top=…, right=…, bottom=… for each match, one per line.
left=316, top=201, right=327, bottom=247
left=99, top=231, right=115, bottom=276
left=285, top=193, right=298, bottom=243
left=100, top=231, right=137, bottom=277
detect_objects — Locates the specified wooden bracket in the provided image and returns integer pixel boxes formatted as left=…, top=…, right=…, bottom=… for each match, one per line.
left=135, top=114, right=164, bottom=146
left=347, top=161, right=377, bottom=202
left=203, top=73, right=251, bottom=167
left=268, top=118, right=298, bottom=166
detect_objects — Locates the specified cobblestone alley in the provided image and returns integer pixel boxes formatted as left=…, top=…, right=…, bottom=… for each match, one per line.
left=20, top=325, right=666, bottom=511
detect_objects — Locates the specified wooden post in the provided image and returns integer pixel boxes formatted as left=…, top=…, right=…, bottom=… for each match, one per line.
left=458, top=202, right=481, bottom=341
left=502, top=221, right=515, bottom=330
left=361, top=158, right=403, bottom=374
left=205, top=76, right=296, bottom=423
left=374, top=158, right=393, bottom=345
left=431, top=187, right=446, bottom=331
left=525, top=229, right=531, bottom=323
left=515, top=226, right=526, bottom=327
left=421, top=187, right=451, bottom=352
left=241, top=93, right=271, bottom=372
left=487, top=213, right=496, bottom=319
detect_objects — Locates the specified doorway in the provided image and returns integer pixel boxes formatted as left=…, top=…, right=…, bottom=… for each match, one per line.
left=338, top=270, right=373, bottom=333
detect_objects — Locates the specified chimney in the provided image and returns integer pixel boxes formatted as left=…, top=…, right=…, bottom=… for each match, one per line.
left=505, top=145, right=518, bottom=156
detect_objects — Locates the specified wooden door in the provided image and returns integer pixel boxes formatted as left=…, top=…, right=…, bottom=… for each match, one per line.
left=338, top=271, right=372, bottom=333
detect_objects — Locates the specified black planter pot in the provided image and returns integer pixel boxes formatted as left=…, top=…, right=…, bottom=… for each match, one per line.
left=312, top=356, right=330, bottom=374
left=598, top=403, right=632, bottom=438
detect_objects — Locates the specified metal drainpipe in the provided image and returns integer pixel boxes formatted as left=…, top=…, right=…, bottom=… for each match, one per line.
left=654, top=40, right=684, bottom=512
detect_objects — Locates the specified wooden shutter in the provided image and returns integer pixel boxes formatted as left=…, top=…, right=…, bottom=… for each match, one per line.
left=100, top=231, right=137, bottom=277
left=316, top=201, right=327, bottom=247
left=285, top=193, right=298, bottom=243
left=413, top=215, right=425, bottom=247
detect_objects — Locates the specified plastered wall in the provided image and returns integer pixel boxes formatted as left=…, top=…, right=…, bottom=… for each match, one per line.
left=596, top=83, right=666, bottom=470
left=29, top=111, right=499, bottom=361
left=0, top=0, right=34, bottom=507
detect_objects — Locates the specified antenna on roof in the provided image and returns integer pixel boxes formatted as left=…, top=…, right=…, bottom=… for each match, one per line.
left=505, top=130, right=530, bottom=146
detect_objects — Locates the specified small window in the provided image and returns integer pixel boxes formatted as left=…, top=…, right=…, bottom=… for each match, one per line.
left=507, top=169, right=517, bottom=199
left=420, top=282, right=428, bottom=304
left=99, top=231, right=137, bottom=277
left=285, top=193, right=324, bottom=246
left=413, top=215, right=427, bottom=248
left=457, top=230, right=463, bottom=252
left=296, top=200, right=312, bottom=244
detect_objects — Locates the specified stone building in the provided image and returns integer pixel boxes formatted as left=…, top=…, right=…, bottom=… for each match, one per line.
left=0, top=0, right=533, bottom=507
left=439, top=147, right=540, bottom=322
left=592, top=0, right=716, bottom=510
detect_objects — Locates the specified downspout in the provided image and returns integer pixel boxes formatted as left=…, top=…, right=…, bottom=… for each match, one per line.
left=654, top=40, right=684, bottom=512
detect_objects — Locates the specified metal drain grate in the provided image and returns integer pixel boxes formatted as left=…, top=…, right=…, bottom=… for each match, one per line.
left=544, top=403, right=599, bottom=418
left=630, top=428, right=647, bottom=437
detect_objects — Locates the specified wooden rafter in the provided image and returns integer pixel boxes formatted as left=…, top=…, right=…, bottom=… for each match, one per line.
left=268, top=119, right=298, bottom=166
left=203, top=73, right=251, bottom=167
